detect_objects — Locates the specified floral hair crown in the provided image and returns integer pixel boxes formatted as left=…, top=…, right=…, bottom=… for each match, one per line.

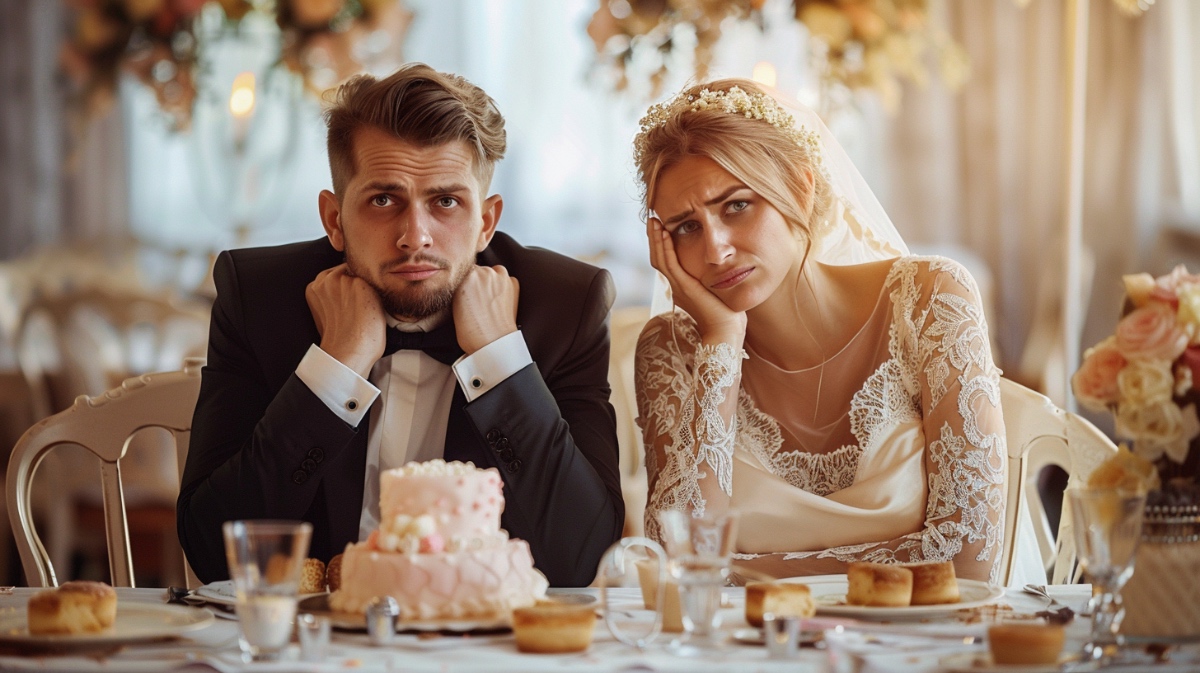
left=633, top=86, right=822, bottom=166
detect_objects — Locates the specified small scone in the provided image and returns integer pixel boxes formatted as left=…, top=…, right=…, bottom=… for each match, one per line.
left=512, top=604, right=596, bottom=653
left=745, top=582, right=815, bottom=628
left=846, top=562, right=913, bottom=607
left=906, top=561, right=959, bottom=606
left=326, top=554, right=343, bottom=593
left=300, top=558, right=326, bottom=594
left=988, top=623, right=1065, bottom=665
left=27, top=581, right=117, bottom=635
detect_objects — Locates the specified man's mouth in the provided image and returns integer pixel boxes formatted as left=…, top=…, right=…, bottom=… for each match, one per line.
left=387, top=265, right=443, bottom=282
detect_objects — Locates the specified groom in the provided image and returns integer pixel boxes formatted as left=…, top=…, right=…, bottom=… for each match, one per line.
left=178, top=63, right=623, bottom=587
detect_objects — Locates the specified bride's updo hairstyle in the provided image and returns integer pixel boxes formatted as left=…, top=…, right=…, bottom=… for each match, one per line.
left=634, top=79, right=831, bottom=241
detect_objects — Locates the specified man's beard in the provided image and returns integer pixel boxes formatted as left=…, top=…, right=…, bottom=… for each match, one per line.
left=346, top=250, right=471, bottom=321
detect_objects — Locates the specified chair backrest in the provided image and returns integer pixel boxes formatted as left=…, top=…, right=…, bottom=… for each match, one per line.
left=6, top=360, right=202, bottom=587
left=608, top=306, right=651, bottom=537
left=999, top=378, right=1117, bottom=585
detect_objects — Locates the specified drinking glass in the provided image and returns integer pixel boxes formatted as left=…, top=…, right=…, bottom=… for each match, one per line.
left=596, top=536, right=668, bottom=649
left=657, top=509, right=739, bottom=654
left=223, top=520, right=313, bottom=662
left=1068, top=488, right=1146, bottom=663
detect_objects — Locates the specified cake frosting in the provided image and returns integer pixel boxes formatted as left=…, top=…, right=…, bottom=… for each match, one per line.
left=329, top=459, right=548, bottom=619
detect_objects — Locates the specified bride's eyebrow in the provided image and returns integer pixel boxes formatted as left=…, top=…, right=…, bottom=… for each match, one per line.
left=662, top=185, right=747, bottom=225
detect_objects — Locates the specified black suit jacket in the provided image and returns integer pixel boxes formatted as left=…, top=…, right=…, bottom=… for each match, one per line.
left=178, top=233, right=624, bottom=587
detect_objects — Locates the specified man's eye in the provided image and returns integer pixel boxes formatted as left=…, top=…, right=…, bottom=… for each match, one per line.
left=371, top=195, right=392, bottom=207
left=436, top=196, right=458, bottom=208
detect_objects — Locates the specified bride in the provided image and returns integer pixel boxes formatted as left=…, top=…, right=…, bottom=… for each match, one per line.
left=634, top=80, right=1006, bottom=583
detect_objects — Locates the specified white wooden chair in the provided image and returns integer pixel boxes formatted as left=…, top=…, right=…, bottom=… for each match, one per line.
left=608, top=306, right=651, bottom=537
left=6, top=360, right=203, bottom=588
left=999, top=378, right=1117, bottom=586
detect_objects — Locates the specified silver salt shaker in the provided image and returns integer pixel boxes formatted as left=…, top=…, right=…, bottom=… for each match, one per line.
left=762, top=612, right=801, bottom=659
left=366, top=596, right=401, bottom=645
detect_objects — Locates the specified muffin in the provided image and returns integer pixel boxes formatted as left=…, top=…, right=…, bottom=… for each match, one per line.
left=326, top=554, right=343, bottom=592
left=988, top=623, right=1065, bottom=665
left=27, top=581, right=117, bottom=635
left=906, top=561, right=959, bottom=606
left=512, top=603, right=597, bottom=653
left=300, top=558, right=326, bottom=594
left=846, top=562, right=913, bottom=607
left=745, top=582, right=815, bottom=628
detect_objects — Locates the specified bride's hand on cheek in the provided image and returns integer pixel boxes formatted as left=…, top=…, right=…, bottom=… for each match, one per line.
left=648, top=217, right=747, bottom=345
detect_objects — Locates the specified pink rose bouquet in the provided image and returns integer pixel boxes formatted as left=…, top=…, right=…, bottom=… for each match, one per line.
left=1073, top=265, right=1200, bottom=505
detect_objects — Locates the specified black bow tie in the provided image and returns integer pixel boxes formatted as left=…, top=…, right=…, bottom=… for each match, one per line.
left=383, top=321, right=464, bottom=365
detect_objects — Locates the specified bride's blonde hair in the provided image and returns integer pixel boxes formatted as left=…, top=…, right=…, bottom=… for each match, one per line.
left=635, top=79, right=831, bottom=240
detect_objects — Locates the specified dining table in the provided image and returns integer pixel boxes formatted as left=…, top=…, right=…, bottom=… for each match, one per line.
left=0, top=583, right=1196, bottom=673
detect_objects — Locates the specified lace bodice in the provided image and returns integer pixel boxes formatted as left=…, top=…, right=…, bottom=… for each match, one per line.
left=634, top=256, right=1007, bottom=583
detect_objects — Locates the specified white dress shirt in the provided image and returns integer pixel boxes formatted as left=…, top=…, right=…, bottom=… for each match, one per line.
left=294, top=311, right=532, bottom=541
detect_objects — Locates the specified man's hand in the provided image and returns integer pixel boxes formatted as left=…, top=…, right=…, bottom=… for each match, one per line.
left=306, top=264, right=386, bottom=378
left=453, top=265, right=519, bottom=355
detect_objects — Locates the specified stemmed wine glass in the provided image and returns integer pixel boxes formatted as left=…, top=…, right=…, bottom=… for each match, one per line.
left=1068, top=487, right=1146, bottom=663
left=657, top=509, right=739, bottom=654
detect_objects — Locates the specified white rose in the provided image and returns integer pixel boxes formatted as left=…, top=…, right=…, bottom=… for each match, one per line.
left=1116, top=358, right=1174, bottom=408
left=1116, top=401, right=1200, bottom=464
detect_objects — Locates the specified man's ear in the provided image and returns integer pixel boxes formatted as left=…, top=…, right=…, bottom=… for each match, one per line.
left=476, top=194, right=504, bottom=252
left=318, top=190, right=345, bottom=252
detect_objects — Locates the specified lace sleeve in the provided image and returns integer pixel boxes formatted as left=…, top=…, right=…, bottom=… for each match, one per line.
left=732, top=259, right=1006, bottom=583
left=635, top=313, right=744, bottom=544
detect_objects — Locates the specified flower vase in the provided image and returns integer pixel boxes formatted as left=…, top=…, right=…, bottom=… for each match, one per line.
left=1119, top=504, right=1200, bottom=640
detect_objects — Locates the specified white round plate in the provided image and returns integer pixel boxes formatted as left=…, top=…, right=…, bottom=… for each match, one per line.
left=731, top=627, right=823, bottom=646
left=0, top=603, right=214, bottom=649
left=778, top=574, right=1004, bottom=619
left=193, top=580, right=325, bottom=607
left=940, top=651, right=1079, bottom=672
left=297, top=594, right=511, bottom=633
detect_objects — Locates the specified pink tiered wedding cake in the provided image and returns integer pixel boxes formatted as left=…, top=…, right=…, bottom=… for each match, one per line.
left=329, top=459, right=548, bottom=620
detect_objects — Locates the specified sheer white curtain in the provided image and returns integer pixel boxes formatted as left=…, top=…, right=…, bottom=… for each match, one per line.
left=878, top=0, right=1192, bottom=401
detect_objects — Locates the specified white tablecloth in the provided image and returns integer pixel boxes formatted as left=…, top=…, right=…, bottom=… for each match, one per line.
left=0, top=585, right=1194, bottom=673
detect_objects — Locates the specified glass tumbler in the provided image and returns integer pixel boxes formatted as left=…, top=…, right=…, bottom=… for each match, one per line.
left=223, top=520, right=313, bottom=662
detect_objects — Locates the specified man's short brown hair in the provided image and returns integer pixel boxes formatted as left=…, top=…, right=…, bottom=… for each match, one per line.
left=324, top=63, right=507, bottom=196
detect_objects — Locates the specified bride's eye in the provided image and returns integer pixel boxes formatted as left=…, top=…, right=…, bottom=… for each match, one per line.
left=727, top=200, right=750, bottom=214
left=674, top=220, right=700, bottom=235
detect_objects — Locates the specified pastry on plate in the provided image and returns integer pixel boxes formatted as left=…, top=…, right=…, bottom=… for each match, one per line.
left=27, top=580, right=117, bottom=635
left=906, top=560, right=959, bottom=606
left=745, top=582, right=815, bottom=627
left=846, top=562, right=913, bottom=607
left=512, top=603, right=596, bottom=653
left=987, top=623, right=1065, bottom=665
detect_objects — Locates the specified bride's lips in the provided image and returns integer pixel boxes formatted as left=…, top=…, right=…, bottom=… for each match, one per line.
left=710, top=267, right=753, bottom=290
left=389, top=266, right=442, bottom=281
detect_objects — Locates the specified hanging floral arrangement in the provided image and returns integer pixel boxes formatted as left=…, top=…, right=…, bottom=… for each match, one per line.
left=586, top=0, right=968, bottom=110
left=274, top=0, right=413, bottom=96
left=59, top=0, right=208, bottom=132
left=59, top=0, right=410, bottom=132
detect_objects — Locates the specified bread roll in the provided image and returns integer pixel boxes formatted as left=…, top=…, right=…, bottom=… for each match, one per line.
left=326, top=554, right=343, bottom=592
left=988, top=623, right=1065, bottom=665
left=906, top=561, right=959, bottom=606
left=300, top=558, right=326, bottom=594
left=745, top=582, right=815, bottom=628
left=846, top=562, right=912, bottom=607
left=27, top=581, right=117, bottom=635
left=512, top=603, right=596, bottom=653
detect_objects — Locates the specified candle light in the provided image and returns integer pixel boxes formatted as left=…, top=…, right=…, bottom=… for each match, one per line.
left=229, top=71, right=256, bottom=150
left=752, top=61, right=777, bottom=88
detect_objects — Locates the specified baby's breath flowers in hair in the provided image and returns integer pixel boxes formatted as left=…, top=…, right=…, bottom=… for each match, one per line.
left=634, top=86, right=821, bottom=165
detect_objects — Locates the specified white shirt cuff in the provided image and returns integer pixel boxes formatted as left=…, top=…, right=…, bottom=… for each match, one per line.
left=453, top=330, right=533, bottom=402
left=295, top=344, right=380, bottom=426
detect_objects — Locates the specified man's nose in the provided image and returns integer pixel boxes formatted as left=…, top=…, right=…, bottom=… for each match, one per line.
left=396, top=209, right=433, bottom=249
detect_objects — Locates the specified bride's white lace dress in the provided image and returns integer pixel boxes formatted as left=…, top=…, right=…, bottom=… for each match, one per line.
left=635, top=256, right=1007, bottom=583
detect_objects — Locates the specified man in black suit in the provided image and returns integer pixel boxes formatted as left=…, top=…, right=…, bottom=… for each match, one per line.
left=178, top=63, right=623, bottom=587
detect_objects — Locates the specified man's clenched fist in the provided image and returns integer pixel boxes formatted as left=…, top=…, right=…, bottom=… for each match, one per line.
left=453, top=265, right=519, bottom=355
left=306, top=264, right=386, bottom=378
